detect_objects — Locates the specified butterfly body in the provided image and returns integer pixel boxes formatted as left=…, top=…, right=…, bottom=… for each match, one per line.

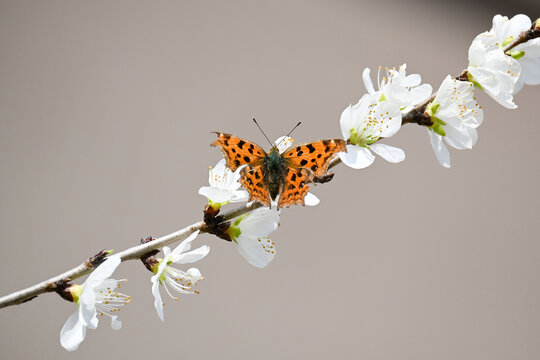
left=262, top=146, right=287, bottom=201
left=211, top=132, right=346, bottom=209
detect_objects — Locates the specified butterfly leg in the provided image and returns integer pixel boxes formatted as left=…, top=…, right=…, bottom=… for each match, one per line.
left=312, top=172, right=335, bottom=184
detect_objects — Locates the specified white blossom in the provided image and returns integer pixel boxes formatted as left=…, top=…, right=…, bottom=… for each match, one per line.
left=60, top=255, right=130, bottom=351
left=199, top=159, right=249, bottom=204
left=467, top=25, right=521, bottom=108
left=338, top=92, right=405, bottom=169
left=362, top=64, right=433, bottom=112
left=151, top=230, right=209, bottom=321
left=489, top=14, right=540, bottom=92
left=426, top=76, right=484, bottom=168
left=228, top=207, right=280, bottom=268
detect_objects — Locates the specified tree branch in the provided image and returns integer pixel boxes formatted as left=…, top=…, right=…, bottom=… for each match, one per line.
left=0, top=197, right=276, bottom=309
left=503, top=21, right=540, bottom=53
left=2, top=20, right=537, bottom=310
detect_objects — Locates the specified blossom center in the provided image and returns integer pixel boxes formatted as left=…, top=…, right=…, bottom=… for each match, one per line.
left=95, top=280, right=131, bottom=317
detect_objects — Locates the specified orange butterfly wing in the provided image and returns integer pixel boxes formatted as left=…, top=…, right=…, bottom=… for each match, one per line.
left=278, top=168, right=312, bottom=208
left=239, top=167, right=271, bottom=207
left=211, top=132, right=266, bottom=171
left=282, top=139, right=346, bottom=177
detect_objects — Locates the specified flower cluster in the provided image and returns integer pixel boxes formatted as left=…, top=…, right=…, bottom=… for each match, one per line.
left=338, top=14, right=538, bottom=168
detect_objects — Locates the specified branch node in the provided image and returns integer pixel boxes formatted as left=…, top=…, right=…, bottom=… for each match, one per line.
left=203, top=205, right=232, bottom=242
left=53, top=279, right=74, bottom=302
left=139, top=237, right=160, bottom=272
left=85, top=250, right=110, bottom=268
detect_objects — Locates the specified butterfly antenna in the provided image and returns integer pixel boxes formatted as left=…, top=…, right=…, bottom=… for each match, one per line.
left=286, top=121, right=302, bottom=137
left=252, top=118, right=273, bottom=146
left=274, top=121, right=302, bottom=149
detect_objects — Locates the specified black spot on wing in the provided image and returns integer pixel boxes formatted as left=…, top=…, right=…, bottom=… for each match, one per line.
left=306, top=144, right=316, bottom=153
left=243, top=156, right=251, bottom=163
left=238, top=140, right=245, bottom=149
left=300, top=159, right=308, bottom=166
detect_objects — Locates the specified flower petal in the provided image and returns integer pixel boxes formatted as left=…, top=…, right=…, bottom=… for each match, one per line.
left=79, top=289, right=98, bottom=329
left=175, top=245, right=210, bottom=264
left=369, top=143, right=405, bottom=163
left=274, top=136, right=294, bottom=154
left=237, top=236, right=276, bottom=268
left=428, top=130, right=451, bottom=168
left=151, top=277, right=165, bottom=322
left=186, top=268, right=203, bottom=282
left=60, top=311, right=86, bottom=352
left=83, top=255, right=121, bottom=290
left=409, top=83, right=433, bottom=105
left=385, top=83, right=411, bottom=106
left=304, top=192, right=320, bottom=206
left=169, top=230, right=200, bottom=261
left=443, top=124, right=476, bottom=150
left=198, top=186, right=235, bottom=203
left=338, top=145, right=375, bottom=169
left=362, top=67, right=376, bottom=95
left=231, top=190, right=250, bottom=202
left=239, top=207, right=280, bottom=239
left=109, top=315, right=122, bottom=330
left=339, top=104, right=355, bottom=140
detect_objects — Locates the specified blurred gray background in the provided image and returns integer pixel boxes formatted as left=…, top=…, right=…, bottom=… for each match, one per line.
left=1, top=1, right=539, bottom=359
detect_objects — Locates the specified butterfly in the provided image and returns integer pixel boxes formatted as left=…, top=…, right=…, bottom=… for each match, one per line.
left=211, top=131, right=346, bottom=209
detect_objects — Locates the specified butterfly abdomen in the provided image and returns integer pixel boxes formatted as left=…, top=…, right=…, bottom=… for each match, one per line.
left=264, top=148, right=288, bottom=200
